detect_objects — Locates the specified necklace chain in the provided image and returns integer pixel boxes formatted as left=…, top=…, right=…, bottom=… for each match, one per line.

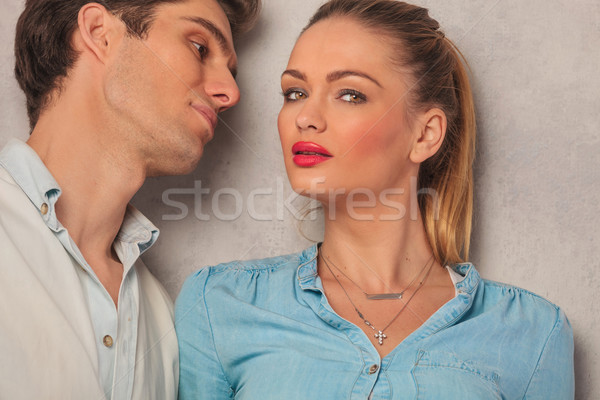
left=321, top=253, right=434, bottom=345
left=343, top=243, right=408, bottom=294
left=322, top=251, right=433, bottom=300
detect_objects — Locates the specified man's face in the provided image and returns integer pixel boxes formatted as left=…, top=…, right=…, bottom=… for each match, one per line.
left=104, top=0, right=240, bottom=176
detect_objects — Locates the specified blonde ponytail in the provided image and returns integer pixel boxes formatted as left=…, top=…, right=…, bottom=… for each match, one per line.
left=420, top=39, right=476, bottom=264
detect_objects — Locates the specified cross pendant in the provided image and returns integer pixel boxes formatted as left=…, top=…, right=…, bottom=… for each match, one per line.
left=374, top=330, right=387, bottom=345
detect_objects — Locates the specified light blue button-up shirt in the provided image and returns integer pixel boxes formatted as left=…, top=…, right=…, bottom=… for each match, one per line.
left=176, top=244, right=574, bottom=399
left=0, top=139, right=159, bottom=399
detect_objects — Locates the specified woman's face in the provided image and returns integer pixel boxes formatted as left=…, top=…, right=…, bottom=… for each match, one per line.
left=278, top=17, right=420, bottom=203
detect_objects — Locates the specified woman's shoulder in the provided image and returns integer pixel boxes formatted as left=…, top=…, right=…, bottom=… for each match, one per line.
left=428, top=264, right=574, bottom=398
left=201, top=246, right=310, bottom=277
left=453, top=263, right=563, bottom=312
left=450, top=264, right=574, bottom=395
left=178, top=245, right=317, bottom=298
left=480, top=276, right=564, bottom=318
left=455, top=263, right=571, bottom=336
left=210, top=249, right=305, bottom=274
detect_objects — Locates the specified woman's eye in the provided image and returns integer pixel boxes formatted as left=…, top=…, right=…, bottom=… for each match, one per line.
left=283, top=89, right=307, bottom=102
left=192, top=42, right=208, bottom=59
left=339, top=90, right=367, bottom=104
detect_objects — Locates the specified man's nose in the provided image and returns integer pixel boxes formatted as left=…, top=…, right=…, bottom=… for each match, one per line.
left=204, top=67, right=241, bottom=113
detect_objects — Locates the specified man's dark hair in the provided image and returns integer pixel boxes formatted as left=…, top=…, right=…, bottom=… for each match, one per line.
left=14, top=0, right=261, bottom=129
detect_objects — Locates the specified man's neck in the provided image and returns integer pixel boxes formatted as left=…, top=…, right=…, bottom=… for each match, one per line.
left=27, top=113, right=146, bottom=296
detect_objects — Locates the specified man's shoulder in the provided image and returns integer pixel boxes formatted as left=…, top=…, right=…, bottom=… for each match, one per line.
left=0, top=165, right=19, bottom=188
left=0, top=165, right=39, bottom=232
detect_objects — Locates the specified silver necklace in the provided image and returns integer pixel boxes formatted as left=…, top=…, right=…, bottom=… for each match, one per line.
left=343, top=243, right=404, bottom=296
left=322, top=251, right=433, bottom=300
left=322, top=255, right=434, bottom=345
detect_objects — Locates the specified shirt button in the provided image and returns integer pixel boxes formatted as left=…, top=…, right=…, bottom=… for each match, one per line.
left=368, top=364, right=379, bottom=374
left=103, top=335, right=114, bottom=348
left=40, top=203, right=49, bottom=215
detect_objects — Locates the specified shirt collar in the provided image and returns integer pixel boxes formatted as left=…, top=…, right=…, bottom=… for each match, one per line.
left=0, top=138, right=159, bottom=254
left=0, top=139, right=62, bottom=230
left=296, top=244, right=320, bottom=290
left=448, top=262, right=480, bottom=294
left=295, top=242, right=480, bottom=295
left=118, top=204, right=160, bottom=255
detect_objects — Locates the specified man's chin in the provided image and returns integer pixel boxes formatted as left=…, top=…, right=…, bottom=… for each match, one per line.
left=146, top=149, right=204, bottom=177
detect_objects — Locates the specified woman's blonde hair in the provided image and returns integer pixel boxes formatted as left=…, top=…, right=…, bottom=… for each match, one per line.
left=304, top=0, right=476, bottom=265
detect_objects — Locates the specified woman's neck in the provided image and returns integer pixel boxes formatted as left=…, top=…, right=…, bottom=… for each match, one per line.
left=319, top=202, right=437, bottom=293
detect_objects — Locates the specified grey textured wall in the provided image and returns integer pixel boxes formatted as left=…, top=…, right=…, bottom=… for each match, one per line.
left=1, top=0, right=598, bottom=397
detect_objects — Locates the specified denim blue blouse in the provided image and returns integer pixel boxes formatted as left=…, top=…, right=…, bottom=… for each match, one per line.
left=175, top=244, right=574, bottom=399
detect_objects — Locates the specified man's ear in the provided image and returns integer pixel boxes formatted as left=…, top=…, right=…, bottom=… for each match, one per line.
left=409, top=108, right=447, bottom=164
left=74, top=3, right=124, bottom=63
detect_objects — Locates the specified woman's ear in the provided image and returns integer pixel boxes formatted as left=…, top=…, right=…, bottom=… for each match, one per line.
left=409, top=108, right=447, bottom=163
left=74, top=3, right=124, bottom=63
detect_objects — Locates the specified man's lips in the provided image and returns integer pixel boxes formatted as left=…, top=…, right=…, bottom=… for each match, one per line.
left=292, top=141, right=333, bottom=167
left=191, top=104, right=218, bottom=131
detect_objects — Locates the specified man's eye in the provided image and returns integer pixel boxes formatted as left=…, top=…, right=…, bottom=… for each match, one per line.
left=192, top=42, right=208, bottom=59
left=283, top=89, right=307, bottom=102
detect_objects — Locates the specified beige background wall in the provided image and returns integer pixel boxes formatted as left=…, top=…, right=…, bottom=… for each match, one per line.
left=1, top=0, right=598, bottom=397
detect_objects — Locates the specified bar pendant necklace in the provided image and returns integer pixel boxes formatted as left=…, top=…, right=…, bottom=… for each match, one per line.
left=323, top=253, right=432, bottom=300
left=366, top=293, right=403, bottom=300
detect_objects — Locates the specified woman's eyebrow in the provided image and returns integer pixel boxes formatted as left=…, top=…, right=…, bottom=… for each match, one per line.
left=281, top=69, right=382, bottom=88
left=327, top=70, right=382, bottom=87
left=281, top=69, right=306, bottom=81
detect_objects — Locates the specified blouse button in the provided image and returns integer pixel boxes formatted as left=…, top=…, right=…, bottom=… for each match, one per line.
left=40, top=203, right=49, bottom=215
left=368, top=364, right=379, bottom=374
left=103, top=335, right=114, bottom=348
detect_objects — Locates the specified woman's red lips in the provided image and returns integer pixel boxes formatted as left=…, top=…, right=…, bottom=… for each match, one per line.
left=292, top=141, right=333, bottom=167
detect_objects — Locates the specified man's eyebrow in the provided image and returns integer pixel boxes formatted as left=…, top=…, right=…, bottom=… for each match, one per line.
left=327, top=70, right=382, bottom=87
left=281, top=69, right=306, bottom=81
left=182, top=16, right=237, bottom=78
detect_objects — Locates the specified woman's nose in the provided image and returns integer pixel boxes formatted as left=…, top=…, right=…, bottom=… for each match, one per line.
left=295, top=100, right=326, bottom=133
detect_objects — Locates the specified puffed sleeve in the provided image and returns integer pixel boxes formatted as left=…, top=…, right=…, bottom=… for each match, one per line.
left=523, top=308, right=574, bottom=399
left=175, top=268, right=234, bottom=400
